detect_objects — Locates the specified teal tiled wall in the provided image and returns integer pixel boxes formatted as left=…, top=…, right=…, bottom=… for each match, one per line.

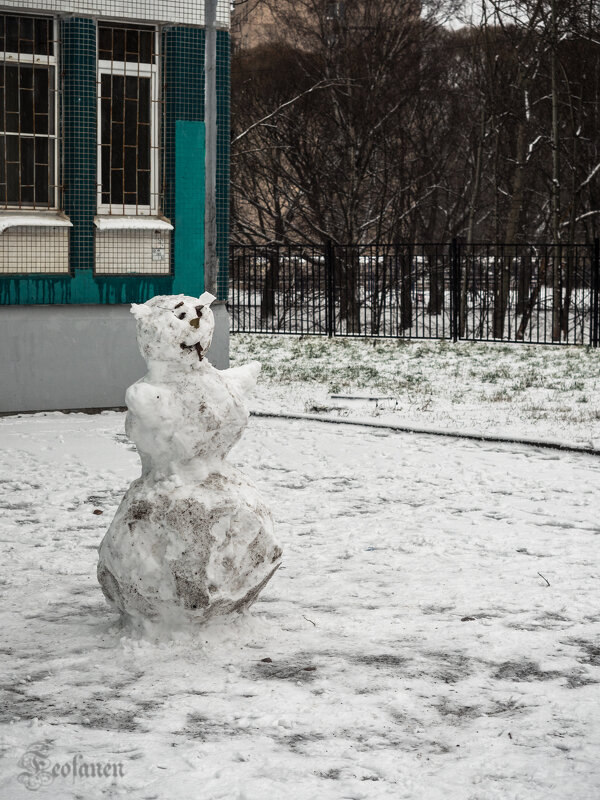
left=216, top=29, right=230, bottom=302
left=0, top=22, right=231, bottom=306
left=61, top=17, right=96, bottom=275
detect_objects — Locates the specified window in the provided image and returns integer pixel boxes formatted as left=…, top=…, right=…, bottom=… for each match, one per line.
left=0, top=14, right=58, bottom=209
left=97, top=22, right=160, bottom=215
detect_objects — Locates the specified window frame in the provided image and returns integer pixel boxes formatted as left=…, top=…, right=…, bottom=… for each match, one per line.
left=0, top=14, right=59, bottom=211
left=96, top=23, right=160, bottom=217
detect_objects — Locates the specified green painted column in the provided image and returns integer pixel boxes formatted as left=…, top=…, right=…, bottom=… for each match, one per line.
left=173, top=121, right=206, bottom=296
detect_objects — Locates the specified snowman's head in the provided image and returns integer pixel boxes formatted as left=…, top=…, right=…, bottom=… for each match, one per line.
left=131, top=292, right=216, bottom=365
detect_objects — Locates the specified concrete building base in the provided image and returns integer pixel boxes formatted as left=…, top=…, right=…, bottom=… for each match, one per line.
left=0, top=302, right=230, bottom=413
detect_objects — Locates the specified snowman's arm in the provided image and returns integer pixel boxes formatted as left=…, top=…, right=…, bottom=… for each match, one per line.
left=223, top=361, right=261, bottom=399
left=125, top=381, right=174, bottom=431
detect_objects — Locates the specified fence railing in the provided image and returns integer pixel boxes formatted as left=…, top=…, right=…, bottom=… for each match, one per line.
left=229, top=240, right=600, bottom=346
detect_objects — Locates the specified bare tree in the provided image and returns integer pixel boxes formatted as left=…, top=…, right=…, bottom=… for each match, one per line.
left=231, top=0, right=600, bottom=336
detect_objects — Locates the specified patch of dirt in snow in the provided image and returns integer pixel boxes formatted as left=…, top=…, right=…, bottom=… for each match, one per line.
left=569, top=639, right=600, bottom=667
left=491, top=660, right=563, bottom=682
left=352, top=653, right=409, bottom=669
left=181, top=712, right=243, bottom=742
left=246, top=655, right=321, bottom=684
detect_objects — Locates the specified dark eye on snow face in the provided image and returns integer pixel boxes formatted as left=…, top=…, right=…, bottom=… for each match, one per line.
left=195, top=305, right=204, bottom=317
left=177, top=313, right=186, bottom=320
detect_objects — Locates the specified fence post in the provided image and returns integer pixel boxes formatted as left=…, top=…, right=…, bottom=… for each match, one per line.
left=593, top=238, right=600, bottom=348
left=450, top=238, right=460, bottom=342
left=325, top=239, right=335, bottom=337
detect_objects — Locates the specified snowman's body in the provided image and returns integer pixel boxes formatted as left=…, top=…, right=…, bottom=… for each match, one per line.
left=97, top=294, right=282, bottom=627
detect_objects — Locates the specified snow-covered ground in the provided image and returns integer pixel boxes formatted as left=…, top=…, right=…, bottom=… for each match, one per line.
left=231, top=335, right=600, bottom=449
left=1, top=337, right=600, bottom=799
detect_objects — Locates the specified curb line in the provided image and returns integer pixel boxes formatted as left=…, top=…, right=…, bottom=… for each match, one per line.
left=250, top=410, right=600, bottom=458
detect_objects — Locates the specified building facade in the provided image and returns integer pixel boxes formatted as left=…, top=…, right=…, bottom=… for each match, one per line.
left=0, top=1, right=231, bottom=412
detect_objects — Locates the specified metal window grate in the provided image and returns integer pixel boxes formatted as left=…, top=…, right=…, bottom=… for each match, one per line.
left=97, top=22, right=162, bottom=216
left=94, top=227, right=170, bottom=275
left=0, top=225, right=68, bottom=274
left=0, top=13, right=59, bottom=209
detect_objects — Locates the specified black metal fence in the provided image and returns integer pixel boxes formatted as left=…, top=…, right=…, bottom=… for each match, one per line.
left=229, top=240, right=600, bottom=346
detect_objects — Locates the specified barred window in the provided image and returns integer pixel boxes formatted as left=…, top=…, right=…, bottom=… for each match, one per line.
left=0, top=14, right=58, bottom=209
left=97, top=22, right=160, bottom=215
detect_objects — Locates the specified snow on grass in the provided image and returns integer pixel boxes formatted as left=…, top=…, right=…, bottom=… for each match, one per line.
left=1, top=411, right=600, bottom=799
left=230, top=335, right=600, bottom=447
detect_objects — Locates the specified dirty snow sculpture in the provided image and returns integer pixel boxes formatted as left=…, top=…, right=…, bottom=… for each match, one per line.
left=97, top=293, right=282, bottom=627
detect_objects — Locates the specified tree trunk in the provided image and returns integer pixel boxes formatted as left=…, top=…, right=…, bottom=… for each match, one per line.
left=261, top=247, right=281, bottom=322
left=560, top=249, right=573, bottom=340
left=260, top=213, right=285, bottom=322
left=425, top=192, right=443, bottom=316
left=370, top=253, right=388, bottom=336
left=517, top=257, right=547, bottom=340
left=551, top=0, right=562, bottom=341
left=517, top=249, right=532, bottom=316
left=427, top=250, right=443, bottom=315
left=494, top=120, right=526, bottom=339
left=460, top=107, right=485, bottom=337
left=400, top=244, right=413, bottom=331
left=339, top=248, right=361, bottom=334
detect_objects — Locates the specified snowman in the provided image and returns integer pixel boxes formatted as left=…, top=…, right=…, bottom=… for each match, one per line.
left=97, top=292, right=282, bottom=628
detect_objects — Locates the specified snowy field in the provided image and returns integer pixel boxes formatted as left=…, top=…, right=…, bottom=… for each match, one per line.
left=231, top=335, right=600, bottom=449
left=1, top=337, right=600, bottom=799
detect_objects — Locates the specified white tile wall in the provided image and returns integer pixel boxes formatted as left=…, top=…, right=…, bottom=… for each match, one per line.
left=0, top=227, right=69, bottom=274
left=0, top=1, right=230, bottom=29
left=95, top=228, right=171, bottom=274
